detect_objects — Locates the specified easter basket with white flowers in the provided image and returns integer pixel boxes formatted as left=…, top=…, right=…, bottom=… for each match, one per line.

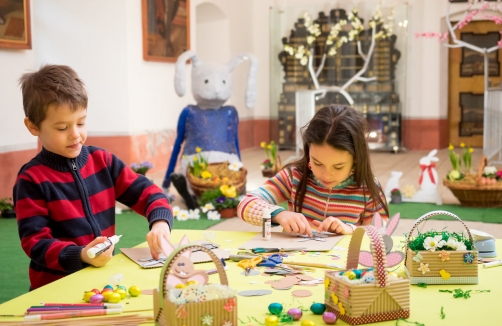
left=404, top=211, right=478, bottom=285
left=186, top=161, right=247, bottom=198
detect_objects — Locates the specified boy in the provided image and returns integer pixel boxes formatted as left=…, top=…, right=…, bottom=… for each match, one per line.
left=14, top=65, right=173, bottom=290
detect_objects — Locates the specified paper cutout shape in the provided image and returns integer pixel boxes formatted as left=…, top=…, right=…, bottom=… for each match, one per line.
left=120, top=239, right=230, bottom=268
left=237, top=290, right=273, bottom=297
left=292, top=289, right=313, bottom=297
left=239, top=232, right=343, bottom=252
left=359, top=212, right=405, bottom=267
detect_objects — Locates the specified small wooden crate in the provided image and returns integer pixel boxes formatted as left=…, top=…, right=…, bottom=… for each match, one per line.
left=154, top=244, right=237, bottom=326
left=325, top=226, right=410, bottom=325
left=404, top=211, right=478, bottom=284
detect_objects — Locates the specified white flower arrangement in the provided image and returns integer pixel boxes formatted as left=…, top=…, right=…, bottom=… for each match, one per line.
left=228, top=161, right=243, bottom=172
left=207, top=211, right=221, bottom=221
left=423, top=235, right=446, bottom=252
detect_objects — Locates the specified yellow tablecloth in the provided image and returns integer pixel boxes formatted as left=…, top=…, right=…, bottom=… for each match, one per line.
left=0, top=230, right=500, bottom=325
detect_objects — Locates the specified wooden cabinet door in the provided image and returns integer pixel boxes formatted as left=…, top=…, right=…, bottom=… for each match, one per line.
left=448, top=20, right=502, bottom=147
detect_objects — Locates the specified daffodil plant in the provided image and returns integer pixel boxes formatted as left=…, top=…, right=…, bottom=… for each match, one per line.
left=198, top=185, right=240, bottom=210
left=186, top=146, right=210, bottom=178
left=447, top=143, right=473, bottom=180
left=261, top=140, right=277, bottom=170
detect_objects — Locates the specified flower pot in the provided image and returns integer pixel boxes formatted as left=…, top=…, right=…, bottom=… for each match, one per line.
left=261, top=168, right=278, bottom=178
left=1, top=209, right=16, bottom=218
left=217, top=207, right=237, bottom=218
left=391, top=194, right=402, bottom=204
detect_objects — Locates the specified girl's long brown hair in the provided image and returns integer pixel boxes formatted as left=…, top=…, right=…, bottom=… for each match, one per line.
left=286, top=104, right=389, bottom=217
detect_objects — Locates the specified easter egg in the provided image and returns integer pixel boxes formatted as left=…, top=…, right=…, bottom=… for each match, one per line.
left=114, top=289, right=127, bottom=299
left=83, top=291, right=95, bottom=303
left=90, top=288, right=101, bottom=294
left=287, top=308, right=303, bottom=321
left=322, top=312, right=337, bottom=324
left=268, top=303, right=283, bottom=315
left=310, top=302, right=326, bottom=315
left=186, top=280, right=198, bottom=286
left=175, top=283, right=186, bottom=289
left=301, top=320, right=316, bottom=326
left=108, top=292, right=121, bottom=303
left=129, top=286, right=141, bottom=297
left=90, top=294, right=104, bottom=304
left=116, top=285, right=127, bottom=292
left=353, top=269, right=362, bottom=278
left=103, top=284, right=114, bottom=291
left=345, top=270, right=356, bottom=280
left=102, top=291, right=113, bottom=302
left=265, top=315, right=279, bottom=326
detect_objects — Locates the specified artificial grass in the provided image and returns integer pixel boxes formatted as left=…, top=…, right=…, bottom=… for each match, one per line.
left=0, top=210, right=225, bottom=304
left=389, top=202, right=502, bottom=223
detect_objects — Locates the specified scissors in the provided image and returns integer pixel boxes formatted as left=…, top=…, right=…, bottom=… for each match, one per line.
left=249, top=247, right=306, bottom=254
left=237, top=256, right=263, bottom=276
left=257, top=254, right=282, bottom=267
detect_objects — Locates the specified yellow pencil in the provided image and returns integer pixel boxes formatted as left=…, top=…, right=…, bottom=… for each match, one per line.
left=283, top=261, right=344, bottom=270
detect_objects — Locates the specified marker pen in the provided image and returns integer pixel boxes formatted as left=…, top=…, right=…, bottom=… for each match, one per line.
left=24, top=308, right=122, bottom=321
left=87, top=235, right=122, bottom=259
left=262, top=208, right=272, bottom=241
left=484, top=260, right=502, bottom=268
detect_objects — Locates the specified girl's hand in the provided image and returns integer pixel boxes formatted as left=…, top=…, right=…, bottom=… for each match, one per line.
left=147, top=220, right=171, bottom=260
left=81, top=236, right=114, bottom=267
left=312, top=217, right=353, bottom=235
left=273, top=211, right=313, bottom=237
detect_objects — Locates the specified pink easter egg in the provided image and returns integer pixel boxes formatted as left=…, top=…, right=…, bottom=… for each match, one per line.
left=90, top=294, right=104, bottom=304
left=287, top=308, right=303, bottom=321
left=322, top=311, right=338, bottom=324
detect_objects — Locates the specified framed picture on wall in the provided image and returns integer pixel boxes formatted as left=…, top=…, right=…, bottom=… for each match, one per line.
left=142, top=0, right=190, bottom=62
left=0, top=0, right=31, bottom=50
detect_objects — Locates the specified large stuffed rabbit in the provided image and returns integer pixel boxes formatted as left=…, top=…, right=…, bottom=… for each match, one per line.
left=163, top=50, right=258, bottom=209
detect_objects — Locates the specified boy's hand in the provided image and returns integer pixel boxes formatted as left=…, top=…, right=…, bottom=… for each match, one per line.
left=312, top=217, right=353, bottom=235
left=80, top=237, right=114, bottom=267
left=147, top=220, right=171, bottom=260
left=273, top=211, right=313, bottom=237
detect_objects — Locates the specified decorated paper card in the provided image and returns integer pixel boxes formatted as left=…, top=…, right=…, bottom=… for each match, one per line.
left=239, top=232, right=344, bottom=251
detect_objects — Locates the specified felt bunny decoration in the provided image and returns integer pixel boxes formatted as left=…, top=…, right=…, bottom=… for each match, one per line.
left=162, top=235, right=209, bottom=287
left=418, top=149, right=439, bottom=192
left=162, top=50, right=258, bottom=209
left=359, top=212, right=405, bottom=268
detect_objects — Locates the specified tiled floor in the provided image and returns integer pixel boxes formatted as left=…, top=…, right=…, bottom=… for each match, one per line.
left=148, top=147, right=502, bottom=238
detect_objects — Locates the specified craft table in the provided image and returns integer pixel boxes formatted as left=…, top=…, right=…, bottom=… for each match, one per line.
left=0, top=230, right=500, bottom=325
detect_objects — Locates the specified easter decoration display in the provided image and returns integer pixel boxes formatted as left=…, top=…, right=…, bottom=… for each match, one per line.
left=325, top=226, right=410, bottom=325
left=260, top=140, right=282, bottom=178
left=443, top=148, right=502, bottom=207
left=162, top=50, right=258, bottom=210
left=404, top=210, right=478, bottom=285
left=153, top=244, right=237, bottom=326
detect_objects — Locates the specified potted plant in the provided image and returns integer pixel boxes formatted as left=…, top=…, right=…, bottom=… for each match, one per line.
left=198, top=185, right=240, bottom=218
left=390, top=188, right=402, bottom=204
left=0, top=197, right=16, bottom=218
left=130, top=161, right=154, bottom=176
left=260, top=140, right=281, bottom=178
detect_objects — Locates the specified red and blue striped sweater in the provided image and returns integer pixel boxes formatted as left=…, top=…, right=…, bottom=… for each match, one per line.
left=13, top=146, right=173, bottom=289
left=238, top=167, right=388, bottom=228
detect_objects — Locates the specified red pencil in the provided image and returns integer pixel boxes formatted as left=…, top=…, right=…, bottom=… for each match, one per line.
left=42, top=302, right=123, bottom=308
left=24, top=308, right=122, bottom=321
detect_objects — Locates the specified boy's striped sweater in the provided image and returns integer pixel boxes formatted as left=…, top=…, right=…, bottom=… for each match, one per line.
left=13, top=146, right=173, bottom=289
left=238, top=167, right=388, bottom=227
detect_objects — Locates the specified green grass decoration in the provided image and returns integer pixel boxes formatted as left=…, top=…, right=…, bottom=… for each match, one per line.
left=439, top=288, right=490, bottom=299
left=406, top=229, right=474, bottom=251
left=440, top=306, right=445, bottom=319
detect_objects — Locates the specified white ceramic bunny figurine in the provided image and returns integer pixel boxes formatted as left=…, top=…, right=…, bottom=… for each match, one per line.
left=163, top=235, right=209, bottom=288
left=163, top=50, right=258, bottom=209
left=384, top=171, right=403, bottom=199
left=418, top=149, right=439, bottom=192
left=359, top=212, right=405, bottom=268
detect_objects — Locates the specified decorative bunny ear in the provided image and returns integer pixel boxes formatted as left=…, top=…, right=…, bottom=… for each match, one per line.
left=160, top=237, right=175, bottom=258
left=359, top=250, right=405, bottom=268
left=371, top=212, right=384, bottom=230
left=179, top=235, right=191, bottom=259
left=428, top=149, right=438, bottom=158
left=225, top=53, right=258, bottom=109
left=385, top=213, right=400, bottom=236
left=174, top=50, right=200, bottom=97
left=359, top=251, right=374, bottom=267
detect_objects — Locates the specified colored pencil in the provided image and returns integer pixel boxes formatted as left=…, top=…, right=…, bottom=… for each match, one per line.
left=41, top=302, right=123, bottom=308
left=24, top=308, right=122, bottom=321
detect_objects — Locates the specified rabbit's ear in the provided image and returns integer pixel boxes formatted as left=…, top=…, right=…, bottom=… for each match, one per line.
left=430, top=157, right=440, bottom=162
left=372, top=212, right=384, bottom=230
left=179, top=235, right=191, bottom=258
left=385, top=213, right=400, bottom=236
left=428, top=149, right=438, bottom=158
left=160, top=237, right=176, bottom=258
left=359, top=251, right=374, bottom=267
left=386, top=252, right=405, bottom=267
left=226, top=53, right=258, bottom=109
left=174, top=50, right=200, bottom=97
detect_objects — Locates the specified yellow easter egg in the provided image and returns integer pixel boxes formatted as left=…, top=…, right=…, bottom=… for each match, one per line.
left=186, top=280, right=198, bottom=286
left=108, top=292, right=121, bottom=303
left=101, top=291, right=113, bottom=302
left=175, top=283, right=186, bottom=289
left=345, top=271, right=356, bottom=280
left=265, top=315, right=279, bottom=326
left=301, top=320, right=316, bottom=326
left=83, top=291, right=95, bottom=303
left=114, top=289, right=127, bottom=299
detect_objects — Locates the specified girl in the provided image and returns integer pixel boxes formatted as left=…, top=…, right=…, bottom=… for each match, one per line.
left=238, top=105, right=388, bottom=236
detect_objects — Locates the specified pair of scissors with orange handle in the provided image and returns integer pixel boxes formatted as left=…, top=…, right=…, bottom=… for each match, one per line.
left=237, top=256, right=262, bottom=276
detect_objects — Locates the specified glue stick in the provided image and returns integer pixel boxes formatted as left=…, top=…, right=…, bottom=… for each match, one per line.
left=87, top=235, right=122, bottom=259
left=262, top=208, right=272, bottom=241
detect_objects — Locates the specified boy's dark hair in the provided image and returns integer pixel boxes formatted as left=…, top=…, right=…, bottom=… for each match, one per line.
left=19, top=64, right=88, bottom=127
left=287, top=104, right=389, bottom=218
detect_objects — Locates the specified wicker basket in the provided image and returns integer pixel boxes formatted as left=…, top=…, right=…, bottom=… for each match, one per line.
left=443, top=156, right=502, bottom=207
left=186, top=162, right=247, bottom=197
left=325, top=226, right=410, bottom=325
left=261, top=155, right=282, bottom=178
left=403, top=210, right=478, bottom=285
left=154, top=244, right=237, bottom=326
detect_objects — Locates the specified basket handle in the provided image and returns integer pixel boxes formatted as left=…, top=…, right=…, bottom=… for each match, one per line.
left=403, top=210, right=474, bottom=262
left=157, top=244, right=228, bottom=311
left=475, top=156, right=488, bottom=185
left=275, top=154, right=282, bottom=170
left=346, top=226, right=388, bottom=288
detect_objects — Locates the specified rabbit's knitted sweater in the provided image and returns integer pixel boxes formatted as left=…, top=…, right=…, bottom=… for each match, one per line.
left=238, top=166, right=388, bottom=227
left=13, top=146, right=173, bottom=289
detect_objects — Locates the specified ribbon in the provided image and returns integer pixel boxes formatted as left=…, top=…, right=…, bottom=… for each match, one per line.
left=418, top=163, right=436, bottom=185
